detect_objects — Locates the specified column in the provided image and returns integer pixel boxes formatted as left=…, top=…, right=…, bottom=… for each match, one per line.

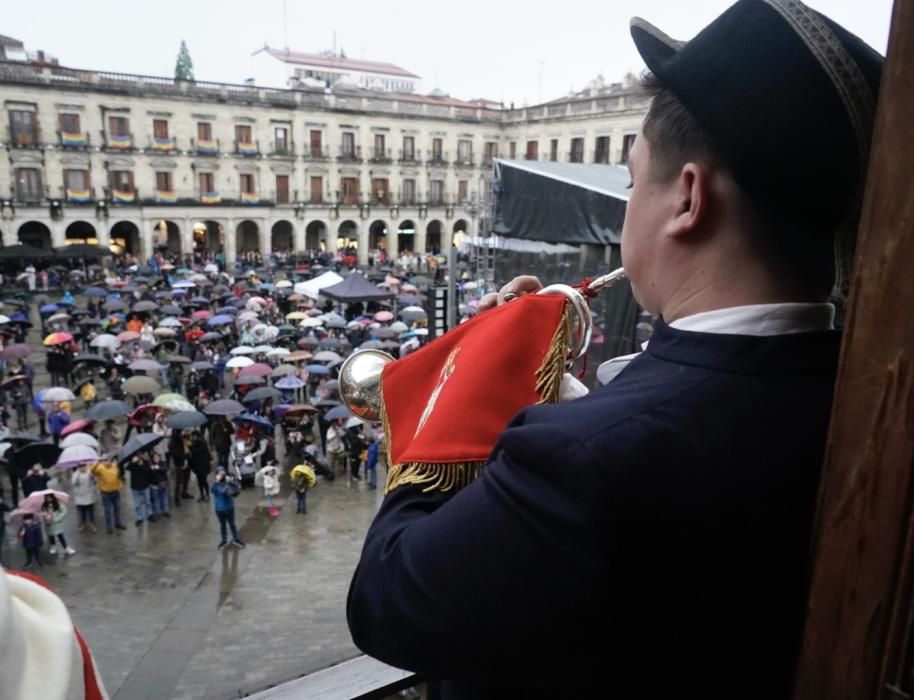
left=325, top=223, right=338, bottom=254
left=182, top=216, right=194, bottom=259
left=388, top=221, right=399, bottom=260
left=415, top=226, right=428, bottom=257
left=50, top=220, right=66, bottom=249
left=293, top=219, right=306, bottom=253
left=357, top=225, right=369, bottom=266
left=260, top=218, right=271, bottom=259
left=135, top=218, right=148, bottom=263
left=95, top=217, right=111, bottom=250
left=225, top=217, right=237, bottom=268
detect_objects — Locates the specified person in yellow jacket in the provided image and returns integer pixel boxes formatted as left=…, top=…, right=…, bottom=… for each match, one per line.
left=290, top=463, right=316, bottom=514
left=90, top=461, right=126, bottom=534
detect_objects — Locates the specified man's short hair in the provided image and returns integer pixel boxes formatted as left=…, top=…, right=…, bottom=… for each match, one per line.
left=639, top=72, right=836, bottom=299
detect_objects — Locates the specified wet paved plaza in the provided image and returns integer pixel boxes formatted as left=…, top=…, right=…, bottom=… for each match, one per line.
left=4, top=463, right=385, bottom=699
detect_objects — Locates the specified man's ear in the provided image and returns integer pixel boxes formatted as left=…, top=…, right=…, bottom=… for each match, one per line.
left=667, top=162, right=710, bottom=239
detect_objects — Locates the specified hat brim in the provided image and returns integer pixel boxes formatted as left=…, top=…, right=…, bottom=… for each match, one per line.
left=630, top=17, right=683, bottom=80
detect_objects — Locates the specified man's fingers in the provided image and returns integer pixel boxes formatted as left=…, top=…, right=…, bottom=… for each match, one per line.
left=478, top=292, right=500, bottom=312
left=479, top=276, right=545, bottom=312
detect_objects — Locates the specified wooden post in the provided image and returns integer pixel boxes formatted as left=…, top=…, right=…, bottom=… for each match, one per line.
left=793, top=1, right=914, bottom=698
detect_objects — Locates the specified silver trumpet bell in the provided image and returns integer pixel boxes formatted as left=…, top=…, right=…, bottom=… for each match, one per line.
left=337, top=268, right=626, bottom=423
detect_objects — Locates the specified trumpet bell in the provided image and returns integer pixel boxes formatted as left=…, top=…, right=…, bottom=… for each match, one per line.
left=338, top=349, right=395, bottom=423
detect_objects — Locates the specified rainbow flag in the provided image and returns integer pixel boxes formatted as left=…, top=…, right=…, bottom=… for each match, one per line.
left=108, top=134, right=132, bottom=149
left=156, top=190, right=177, bottom=204
left=61, top=131, right=87, bottom=147
left=241, top=192, right=260, bottom=205
left=201, top=192, right=221, bottom=205
left=237, top=141, right=258, bottom=155
left=197, top=139, right=218, bottom=154
left=112, top=190, right=136, bottom=204
left=153, top=137, right=175, bottom=151
left=66, top=189, right=92, bottom=203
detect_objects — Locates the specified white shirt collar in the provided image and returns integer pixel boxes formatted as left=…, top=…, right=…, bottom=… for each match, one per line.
left=668, top=302, right=835, bottom=335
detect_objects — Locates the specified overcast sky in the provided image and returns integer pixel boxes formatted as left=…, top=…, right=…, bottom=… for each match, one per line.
left=3, top=0, right=894, bottom=105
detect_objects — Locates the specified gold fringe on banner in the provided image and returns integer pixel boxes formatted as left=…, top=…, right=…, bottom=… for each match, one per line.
left=382, top=308, right=573, bottom=495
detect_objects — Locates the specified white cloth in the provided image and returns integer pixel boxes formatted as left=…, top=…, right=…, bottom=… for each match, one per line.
left=594, top=302, right=835, bottom=388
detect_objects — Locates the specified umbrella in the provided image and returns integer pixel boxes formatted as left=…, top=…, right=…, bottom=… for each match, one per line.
left=226, top=356, right=254, bottom=369
left=48, top=312, right=71, bottom=323
left=200, top=332, right=224, bottom=343
left=232, top=413, right=274, bottom=430
left=12, top=442, right=61, bottom=472
left=275, top=375, right=306, bottom=390
left=60, top=418, right=95, bottom=437
left=86, top=400, right=131, bottom=421
left=60, top=432, right=99, bottom=449
left=72, top=353, right=109, bottom=368
left=306, top=364, right=331, bottom=375
left=271, top=364, right=297, bottom=378
left=344, top=416, right=363, bottom=429
left=43, top=331, right=74, bottom=346
left=172, top=280, right=196, bottom=288
left=166, top=355, right=192, bottom=364
left=267, top=347, right=290, bottom=358
left=0, top=374, right=27, bottom=388
left=123, top=375, right=160, bottom=395
left=312, top=350, right=343, bottom=363
left=287, top=350, right=313, bottom=362
left=389, top=321, right=409, bottom=333
left=105, top=300, right=127, bottom=311
left=242, top=386, right=282, bottom=403
left=400, top=306, right=428, bottom=322
left=42, top=387, right=76, bottom=403
left=84, top=287, right=107, bottom=298
left=118, top=331, right=141, bottom=342
left=19, top=489, right=70, bottom=513
left=117, top=433, right=165, bottom=464
left=133, top=300, right=158, bottom=312
left=91, top=334, right=120, bottom=349
left=0, top=343, right=32, bottom=360
left=203, top=399, right=246, bottom=416
left=152, top=393, right=195, bottom=412
left=286, top=311, right=309, bottom=320
left=129, top=359, right=164, bottom=371
left=192, top=309, right=212, bottom=321
left=192, top=361, right=216, bottom=372
left=325, top=405, right=354, bottom=421
left=208, top=315, right=234, bottom=327
left=40, top=303, right=59, bottom=314
left=154, top=327, right=177, bottom=337
left=230, top=346, right=255, bottom=355
left=165, top=411, right=208, bottom=430
left=159, top=317, right=183, bottom=327
left=282, top=404, right=318, bottom=416
left=235, top=375, right=265, bottom=386
left=374, top=311, right=394, bottom=322
left=54, top=445, right=99, bottom=469
left=160, top=305, right=183, bottom=316
left=238, top=363, right=272, bottom=378
left=252, top=344, right=274, bottom=355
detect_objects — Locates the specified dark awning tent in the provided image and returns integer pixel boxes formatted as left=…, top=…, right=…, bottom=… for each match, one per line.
left=492, top=159, right=630, bottom=245
left=320, top=272, right=396, bottom=303
left=488, top=159, right=641, bottom=365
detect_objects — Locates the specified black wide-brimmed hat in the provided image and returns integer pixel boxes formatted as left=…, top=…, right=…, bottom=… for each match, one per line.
left=631, top=0, right=883, bottom=260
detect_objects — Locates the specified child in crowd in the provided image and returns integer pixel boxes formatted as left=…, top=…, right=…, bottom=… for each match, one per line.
left=260, top=465, right=281, bottom=516
left=71, top=463, right=98, bottom=533
left=18, top=513, right=44, bottom=569
left=41, top=493, right=75, bottom=556
left=291, top=462, right=316, bottom=514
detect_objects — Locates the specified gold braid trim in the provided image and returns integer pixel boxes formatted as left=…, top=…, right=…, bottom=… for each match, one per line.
left=381, top=307, right=571, bottom=495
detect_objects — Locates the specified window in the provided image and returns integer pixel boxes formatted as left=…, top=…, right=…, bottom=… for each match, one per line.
left=153, top=119, right=169, bottom=139
left=110, top=170, right=134, bottom=192
left=570, top=137, right=585, bottom=163
left=274, top=126, right=289, bottom=153
left=371, top=178, right=389, bottom=204
left=509, top=142, right=517, bottom=159
left=550, top=139, right=558, bottom=162
left=431, top=138, right=443, bottom=160
left=15, top=168, right=42, bottom=200
left=341, top=177, right=359, bottom=205
left=457, top=139, right=472, bottom=163
left=402, top=136, right=415, bottom=159
left=341, top=132, right=355, bottom=157
left=59, top=113, right=80, bottom=135
left=10, top=110, right=37, bottom=146
left=197, top=122, right=213, bottom=141
left=594, top=136, right=610, bottom=164
left=621, top=134, right=637, bottom=164
left=309, top=130, right=322, bottom=157
left=373, top=133, right=386, bottom=159
left=525, top=141, right=538, bottom=160
left=64, top=169, right=90, bottom=192
left=402, top=179, right=416, bottom=205
left=199, top=172, right=215, bottom=193
left=155, top=172, right=173, bottom=192
left=235, top=125, right=253, bottom=146
left=108, top=116, right=129, bottom=136
left=240, top=173, right=256, bottom=194
left=458, top=180, right=468, bottom=204
left=484, top=141, right=498, bottom=162
left=310, top=176, right=323, bottom=204
left=430, top=179, right=444, bottom=205
left=275, top=175, right=290, bottom=203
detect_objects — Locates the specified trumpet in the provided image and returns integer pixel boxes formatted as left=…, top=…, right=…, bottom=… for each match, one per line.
left=338, top=268, right=627, bottom=423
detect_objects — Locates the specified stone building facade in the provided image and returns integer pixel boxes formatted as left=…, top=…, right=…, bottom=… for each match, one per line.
left=0, top=60, right=648, bottom=265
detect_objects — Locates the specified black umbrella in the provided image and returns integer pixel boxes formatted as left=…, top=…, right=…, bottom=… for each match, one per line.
left=200, top=332, right=223, bottom=343
left=192, top=361, right=215, bottom=372
left=165, top=411, right=208, bottom=430
left=151, top=340, right=180, bottom=355
left=84, top=287, right=107, bottom=298
left=86, top=400, right=132, bottom=421
left=204, top=399, right=246, bottom=416
left=165, top=355, right=192, bottom=364
left=160, top=305, right=183, bottom=316
left=117, top=433, right=164, bottom=464
left=73, top=353, right=110, bottom=368
left=242, top=387, right=282, bottom=403
left=235, top=375, right=265, bottom=386
left=133, top=300, right=158, bottom=312
left=105, top=300, right=127, bottom=312
left=4, top=431, right=41, bottom=444
left=12, top=442, right=61, bottom=473
left=79, top=318, right=102, bottom=327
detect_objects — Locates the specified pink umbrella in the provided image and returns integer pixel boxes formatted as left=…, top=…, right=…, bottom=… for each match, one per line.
left=384, top=276, right=401, bottom=286
left=238, top=362, right=272, bottom=378
left=60, top=418, right=96, bottom=437
left=118, top=331, right=141, bottom=342
left=18, top=489, right=70, bottom=514
left=374, top=311, right=394, bottom=323
left=192, top=309, right=212, bottom=320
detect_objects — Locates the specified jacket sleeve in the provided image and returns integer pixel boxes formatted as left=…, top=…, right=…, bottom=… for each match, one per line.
left=346, top=415, right=612, bottom=680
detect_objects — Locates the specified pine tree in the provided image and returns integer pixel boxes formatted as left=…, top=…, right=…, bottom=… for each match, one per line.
left=174, top=40, right=194, bottom=81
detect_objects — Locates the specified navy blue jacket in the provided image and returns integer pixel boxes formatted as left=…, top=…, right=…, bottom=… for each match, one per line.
left=347, top=321, right=840, bottom=699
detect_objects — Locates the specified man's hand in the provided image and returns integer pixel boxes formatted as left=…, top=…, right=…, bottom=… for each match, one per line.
left=478, top=275, right=544, bottom=312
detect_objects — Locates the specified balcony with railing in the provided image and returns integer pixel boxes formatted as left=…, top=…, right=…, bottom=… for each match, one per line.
left=303, top=146, right=330, bottom=161
left=150, top=135, right=177, bottom=153
left=103, top=131, right=134, bottom=151
left=235, top=140, right=260, bottom=156
left=8, top=127, right=42, bottom=149
left=65, top=186, right=95, bottom=204
left=338, top=145, right=362, bottom=163
left=428, top=150, right=449, bottom=167
left=400, top=194, right=419, bottom=206
left=567, top=150, right=585, bottom=164
left=191, top=137, right=220, bottom=155
left=398, top=148, right=421, bottom=165
left=270, top=140, right=295, bottom=158
left=58, top=130, right=91, bottom=149
left=455, top=152, right=475, bottom=168
left=369, top=147, right=393, bottom=164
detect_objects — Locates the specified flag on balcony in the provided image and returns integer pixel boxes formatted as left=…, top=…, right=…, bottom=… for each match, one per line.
left=108, top=134, right=131, bottom=149
left=111, top=190, right=136, bottom=204
left=241, top=192, right=260, bottom=205
left=61, top=132, right=87, bottom=147
left=196, top=139, right=218, bottom=154
left=156, top=190, right=177, bottom=204
left=66, top=189, right=92, bottom=203
left=153, top=137, right=175, bottom=152
left=237, top=142, right=258, bottom=155
left=201, top=192, right=221, bottom=205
